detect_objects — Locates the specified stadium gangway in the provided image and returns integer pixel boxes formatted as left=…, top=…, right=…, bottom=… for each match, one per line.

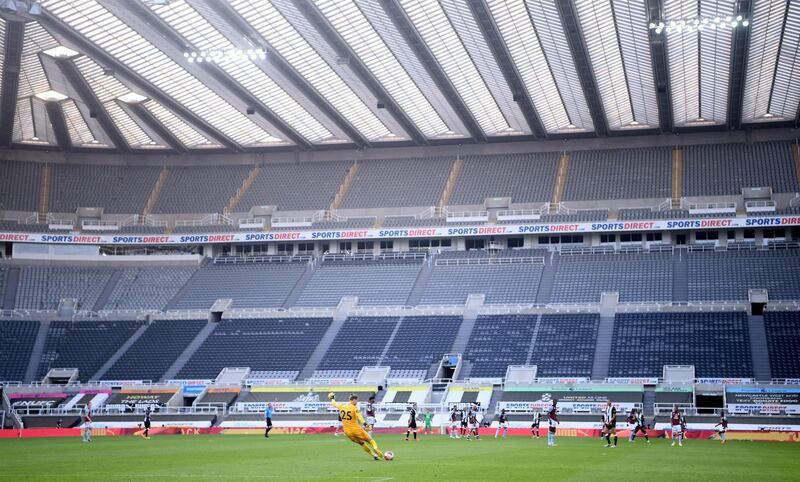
left=434, top=256, right=544, bottom=266
left=212, top=254, right=312, bottom=264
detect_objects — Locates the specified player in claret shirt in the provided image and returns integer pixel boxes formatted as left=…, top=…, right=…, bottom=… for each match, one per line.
left=547, top=400, right=559, bottom=447
left=495, top=409, right=509, bottom=439
left=715, top=410, right=728, bottom=444
left=670, top=405, right=684, bottom=447
left=627, top=410, right=637, bottom=442
left=449, top=406, right=460, bottom=439
left=365, top=396, right=376, bottom=432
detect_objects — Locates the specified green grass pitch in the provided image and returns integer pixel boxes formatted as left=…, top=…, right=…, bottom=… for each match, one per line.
left=1, top=434, right=798, bottom=481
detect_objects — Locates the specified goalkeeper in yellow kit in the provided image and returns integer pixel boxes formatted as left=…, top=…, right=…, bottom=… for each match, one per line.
left=328, top=393, right=385, bottom=461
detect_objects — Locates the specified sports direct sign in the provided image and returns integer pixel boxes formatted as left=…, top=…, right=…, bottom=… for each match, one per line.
left=726, top=387, right=800, bottom=415
left=2, top=215, right=800, bottom=246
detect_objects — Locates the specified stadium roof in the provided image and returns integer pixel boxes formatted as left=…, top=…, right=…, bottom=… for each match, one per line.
left=0, top=0, right=797, bottom=154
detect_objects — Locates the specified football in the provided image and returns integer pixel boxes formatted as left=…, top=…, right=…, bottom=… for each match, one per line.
left=383, top=451, right=394, bottom=461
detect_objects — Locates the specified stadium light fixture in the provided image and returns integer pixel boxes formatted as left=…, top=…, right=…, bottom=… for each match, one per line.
left=650, top=16, right=750, bottom=35
left=116, top=92, right=148, bottom=104
left=42, top=45, right=80, bottom=59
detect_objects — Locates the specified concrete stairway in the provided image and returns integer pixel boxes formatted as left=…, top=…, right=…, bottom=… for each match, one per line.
left=330, top=161, right=359, bottom=210
left=591, top=315, right=615, bottom=380
left=2, top=267, right=20, bottom=310
left=747, top=315, right=772, bottom=381
left=282, top=264, right=317, bottom=308
left=90, top=322, right=150, bottom=381
left=298, top=317, right=347, bottom=380
left=672, top=248, right=689, bottom=302
left=24, top=320, right=50, bottom=383
left=525, top=314, right=543, bottom=364
left=143, top=167, right=168, bottom=216
left=378, top=316, right=405, bottom=365
left=405, top=261, right=433, bottom=306
left=643, top=386, right=656, bottom=416
left=450, top=313, right=478, bottom=355
left=671, top=148, right=683, bottom=208
left=226, top=165, right=260, bottom=214
left=550, top=154, right=570, bottom=212
left=92, top=269, right=123, bottom=311
left=793, top=142, right=800, bottom=188
left=438, top=157, right=464, bottom=209
left=38, top=163, right=51, bottom=217
left=161, top=322, right=217, bottom=381
left=535, top=252, right=558, bottom=304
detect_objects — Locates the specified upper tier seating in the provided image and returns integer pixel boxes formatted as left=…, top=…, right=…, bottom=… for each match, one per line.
left=608, top=312, right=753, bottom=378
left=341, top=157, right=452, bottom=208
left=103, top=319, right=206, bottom=381
left=380, top=316, right=462, bottom=370
left=383, top=216, right=447, bottom=227
left=294, top=258, right=421, bottom=307
left=50, top=164, right=161, bottom=214
left=170, top=261, right=306, bottom=309
left=173, top=224, right=237, bottom=234
left=237, top=161, right=350, bottom=211
left=105, top=267, right=197, bottom=310
left=37, top=320, right=141, bottom=382
left=117, top=225, right=166, bottom=234
left=450, top=153, right=559, bottom=205
left=618, top=208, right=690, bottom=220
left=530, top=314, right=599, bottom=376
left=16, top=266, right=114, bottom=310
left=550, top=252, right=672, bottom=303
left=539, top=210, right=609, bottom=223
left=688, top=249, right=800, bottom=301
left=311, top=218, right=374, bottom=230
left=153, top=165, right=250, bottom=214
left=564, top=148, right=672, bottom=201
left=0, top=160, right=40, bottom=211
left=683, top=141, right=799, bottom=196
left=318, top=317, right=398, bottom=369
left=177, top=318, right=331, bottom=378
left=0, top=319, right=39, bottom=381
left=764, top=312, right=800, bottom=379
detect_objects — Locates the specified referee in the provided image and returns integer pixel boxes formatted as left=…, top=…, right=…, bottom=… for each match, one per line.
left=265, top=403, right=274, bottom=438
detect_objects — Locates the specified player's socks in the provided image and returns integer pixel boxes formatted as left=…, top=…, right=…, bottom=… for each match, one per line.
left=605, top=434, right=611, bottom=446
left=613, top=435, right=618, bottom=446
left=361, top=443, right=375, bottom=458
left=369, top=439, right=383, bottom=458
left=413, top=432, right=417, bottom=440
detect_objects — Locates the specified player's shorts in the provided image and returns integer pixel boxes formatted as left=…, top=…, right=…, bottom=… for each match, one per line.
left=604, top=422, right=616, bottom=430
left=460, top=422, right=468, bottom=428
left=628, top=423, right=636, bottom=431
left=671, top=425, right=682, bottom=435
left=265, top=417, right=272, bottom=428
left=408, top=421, right=417, bottom=429
left=144, top=420, right=151, bottom=429
left=635, top=424, right=646, bottom=433
left=84, top=421, right=93, bottom=429
left=718, top=428, right=726, bottom=433
left=499, top=422, right=509, bottom=429
left=549, top=425, right=557, bottom=434
left=345, top=427, right=371, bottom=445
left=531, top=422, right=540, bottom=429
left=365, top=416, right=376, bottom=427
left=469, top=423, right=479, bottom=430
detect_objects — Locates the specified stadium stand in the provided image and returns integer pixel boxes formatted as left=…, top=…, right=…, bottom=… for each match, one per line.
left=464, top=314, right=537, bottom=378
left=105, top=267, right=197, bottom=310
left=380, top=316, right=462, bottom=370
left=688, top=248, right=800, bottom=301
left=0, top=319, right=39, bottom=381
left=564, top=148, right=672, bottom=201
left=449, top=153, right=559, bottom=204
left=37, top=320, right=142, bottom=382
left=341, top=157, right=452, bottom=208
left=237, top=161, right=351, bottom=211
left=530, top=314, right=599, bottom=376
left=153, top=165, right=251, bottom=214
left=294, top=258, right=421, bottom=307
left=103, top=319, right=206, bottom=381
left=608, top=313, right=753, bottom=377
left=420, top=262, right=543, bottom=305
left=0, top=160, right=40, bottom=212
left=49, top=164, right=161, bottom=214
left=177, top=318, right=332, bottom=379
left=311, top=218, right=375, bottom=230
left=382, top=216, right=447, bottom=227
left=550, top=251, right=672, bottom=303
left=170, top=261, right=307, bottom=309
left=683, top=142, right=799, bottom=196
left=0, top=221, right=71, bottom=232
left=318, top=317, right=398, bottom=370
left=173, top=224, right=237, bottom=233
left=764, top=312, right=800, bottom=379
left=116, top=225, right=166, bottom=234
left=15, top=266, right=114, bottom=310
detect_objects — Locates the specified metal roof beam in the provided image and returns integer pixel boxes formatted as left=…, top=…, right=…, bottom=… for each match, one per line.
left=210, top=1, right=369, bottom=149
left=0, top=20, right=24, bottom=146
left=646, top=0, right=673, bottom=133
left=127, top=103, right=186, bottom=153
left=727, top=0, right=752, bottom=130
left=44, top=101, right=71, bottom=150
left=126, top=0, right=313, bottom=151
left=55, top=58, right=130, bottom=153
left=296, top=1, right=427, bottom=145
left=378, top=0, right=486, bottom=143
left=555, top=0, right=609, bottom=137
left=38, top=10, right=242, bottom=152
left=469, top=0, right=546, bottom=139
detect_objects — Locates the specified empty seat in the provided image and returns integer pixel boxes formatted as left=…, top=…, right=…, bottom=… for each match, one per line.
left=764, top=312, right=800, bottom=379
